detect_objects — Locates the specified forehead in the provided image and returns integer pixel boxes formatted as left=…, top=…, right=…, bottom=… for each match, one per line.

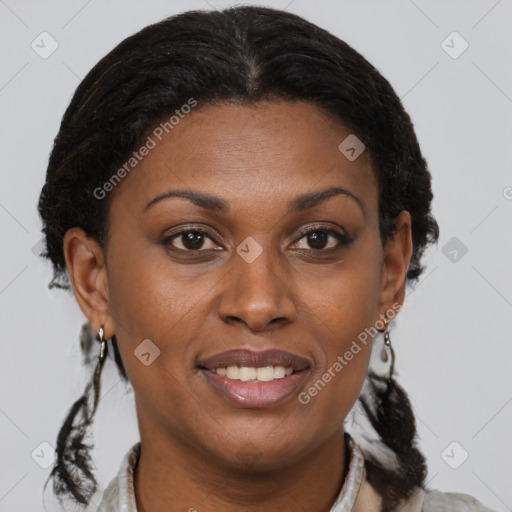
left=110, top=100, right=378, bottom=216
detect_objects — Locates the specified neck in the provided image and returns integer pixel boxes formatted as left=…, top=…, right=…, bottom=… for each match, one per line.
left=134, top=426, right=348, bottom=512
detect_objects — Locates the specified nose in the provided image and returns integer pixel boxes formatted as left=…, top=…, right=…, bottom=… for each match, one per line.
left=217, top=244, right=298, bottom=333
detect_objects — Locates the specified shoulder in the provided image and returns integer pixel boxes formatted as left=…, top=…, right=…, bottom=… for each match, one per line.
left=356, top=440, right=496, bottom=512
left=96, top=442, right=141, bottom=512
left=96, top=476, right=121, bottom=511
left=395, top=486, right=497, bottom=512
left=420, top=488, right=497, bottom=512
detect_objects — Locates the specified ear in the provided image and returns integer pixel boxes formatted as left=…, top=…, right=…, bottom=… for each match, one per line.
left=376, top=210, right=412, bottom=322
left=63, top=227, right=114, bottom=339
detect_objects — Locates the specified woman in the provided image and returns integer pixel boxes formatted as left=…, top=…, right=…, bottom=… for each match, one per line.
left=37, top=6, right=496, bottom=512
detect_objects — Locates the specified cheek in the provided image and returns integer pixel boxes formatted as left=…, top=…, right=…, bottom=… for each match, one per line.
left=293, top=240, right=382, bottom=419
left=105, top=242, right=225, bottom=418
left=296, top=302, right=374, bottom=437
left=105, top=231, right=199, bottom=343
left=296, top=236, right=383, bottom=344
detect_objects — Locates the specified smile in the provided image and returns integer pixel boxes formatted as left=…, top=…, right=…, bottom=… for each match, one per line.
left=198, top=348, right=312, bottom=408
left=214, top=365, right=294, bottom=382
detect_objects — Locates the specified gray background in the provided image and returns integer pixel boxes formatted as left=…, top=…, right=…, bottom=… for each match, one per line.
left=1, top=0, right=511, bottom=510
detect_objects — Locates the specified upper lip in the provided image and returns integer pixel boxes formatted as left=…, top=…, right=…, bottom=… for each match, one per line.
left=199, top=348, right=312, bottom=371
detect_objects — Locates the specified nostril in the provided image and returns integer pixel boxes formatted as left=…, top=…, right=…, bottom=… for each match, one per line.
left=223, top=316, right=244, bottom=326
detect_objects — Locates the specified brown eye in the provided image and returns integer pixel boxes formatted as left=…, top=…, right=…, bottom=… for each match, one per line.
left=292, top=227, right=349, bottom=251
left=306, top=231, right=329, bottom=249
left=163, top=230, right=219, bottom=251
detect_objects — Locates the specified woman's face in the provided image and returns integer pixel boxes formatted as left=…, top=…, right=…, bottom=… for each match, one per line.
left=65, top=100, right=411, bottom=469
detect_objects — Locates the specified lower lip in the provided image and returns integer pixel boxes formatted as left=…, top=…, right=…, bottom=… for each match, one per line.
left=200, top=369, right=309, bottom=408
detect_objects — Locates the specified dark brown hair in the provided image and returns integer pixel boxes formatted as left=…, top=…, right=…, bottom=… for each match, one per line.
left=38, top=6, right=438, bottom=510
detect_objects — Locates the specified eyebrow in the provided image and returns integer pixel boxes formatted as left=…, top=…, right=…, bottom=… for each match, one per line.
left=143, top=186, right=365, bottom=217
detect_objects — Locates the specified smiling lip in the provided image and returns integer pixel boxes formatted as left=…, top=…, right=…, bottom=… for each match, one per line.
left=199, top=348, right=311, bottom=371
left=198, top=348, right=312, bottom=408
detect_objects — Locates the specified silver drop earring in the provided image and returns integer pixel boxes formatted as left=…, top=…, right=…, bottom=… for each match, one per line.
left=92, top=326, right=108, bottom=414
left=380, top=317, right=395, bottom=382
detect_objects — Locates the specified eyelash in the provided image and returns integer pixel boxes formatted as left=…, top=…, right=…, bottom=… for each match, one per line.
left=161, top=225, right=351, bottom=254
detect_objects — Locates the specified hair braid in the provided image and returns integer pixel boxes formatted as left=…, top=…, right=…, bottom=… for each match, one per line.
left=43, top=335, right=108, bottom=505
left=358, top=371, right=427, bottom=511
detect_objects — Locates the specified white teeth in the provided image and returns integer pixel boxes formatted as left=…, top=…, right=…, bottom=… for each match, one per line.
left=239, top=367, right=257, bottom=382
left=226, top=366, right=239, bottom=379
left=214, top=365, right=295, bottom=382
left=257, top=366, right=274, bottom=382
left=274, top=366, right=286, bottom=379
